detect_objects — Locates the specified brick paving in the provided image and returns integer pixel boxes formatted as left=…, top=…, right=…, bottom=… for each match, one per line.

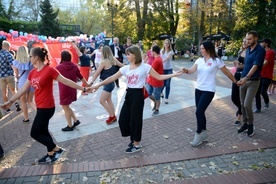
left=0, top=58, right=276, bottom=183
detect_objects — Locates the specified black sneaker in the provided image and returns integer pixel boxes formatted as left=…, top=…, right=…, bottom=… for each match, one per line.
left=233, top=120, right=241, bottom=126
left=61, top=126, right=74, bottom=131
left=15, top=102, right=21, bottom=112
left=247, top=124, right=255, bottom=137
left=72, top=120, right=81, bottom=128
left=238, top=123, right=248, bottom=133
left=128, top=141, right=142, bottom=148
left=55, top=148, right=65, bottom=159
left=38, top=154, right=58, bottom=164
left=125, top=145, right=141, bottom=154
left=128, top=140, right=134, bottom=147
left=6, top=108, right=11, bottom=113
left=152, top=109, right=159, bottom=115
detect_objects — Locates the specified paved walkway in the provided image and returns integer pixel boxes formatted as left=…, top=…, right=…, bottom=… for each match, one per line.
left=0, top=58, right=275, bottom=183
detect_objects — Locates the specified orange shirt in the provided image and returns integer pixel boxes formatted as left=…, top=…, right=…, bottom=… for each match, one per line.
left=28, top=65, right=59, bottom=108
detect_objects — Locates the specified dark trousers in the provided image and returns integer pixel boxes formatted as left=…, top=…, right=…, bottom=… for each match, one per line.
left=119, top=88, right=144, bottom=142
left=195, top=89, right=215, bottom=133
left=0, top=143, right=4, bottom=155
left=255, top=77, right=272, bottom=110
left=231, top=72, right=242, bottom=115
left=30, top=107, right=56, bottom=152
left=115, top=58, right=123, bottom=87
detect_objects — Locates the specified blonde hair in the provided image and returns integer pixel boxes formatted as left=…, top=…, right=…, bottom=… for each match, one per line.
left=16, top=46, right=29, bottom=63
left=2, top=41, right=11, bottom=49
left=162, top=39, right=172, bottom=55
left=101, top=46, right=117, bottom=65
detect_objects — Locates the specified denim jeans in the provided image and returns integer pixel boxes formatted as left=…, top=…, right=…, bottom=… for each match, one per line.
left=195, top=89, right=215, bottom=133
left=162, top=69, right=173, bottom=99
left=240, top=80, right=260, bottom=124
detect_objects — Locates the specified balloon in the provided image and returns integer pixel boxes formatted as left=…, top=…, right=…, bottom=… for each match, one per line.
left=7, top=33, right=12, bottom=38
left=24, top=32, right=28, bottom=36
left=19, top=31, right=23, bottom=36
left=9, top=29, right=13, bottom=33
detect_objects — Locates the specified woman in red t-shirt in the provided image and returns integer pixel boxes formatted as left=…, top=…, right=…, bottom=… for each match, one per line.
left=1, top=47, right=90, bottom=164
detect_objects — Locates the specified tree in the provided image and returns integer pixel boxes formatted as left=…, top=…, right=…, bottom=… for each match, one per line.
left=20, top=0, right=42, bottom=21
left=233, top=0, right=276, bottom=41
left=0, top=0, right=7, bottom=19
left=6, top=0, right=20, bottom=21
left=39, top=0, right=62, bottom=37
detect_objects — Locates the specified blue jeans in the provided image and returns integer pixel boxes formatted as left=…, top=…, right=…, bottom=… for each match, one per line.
left=146, top=83, right=162, bottom=100
left=162, top=69, right=173, bottom=99
left=195, top=89, right=215, bottom=133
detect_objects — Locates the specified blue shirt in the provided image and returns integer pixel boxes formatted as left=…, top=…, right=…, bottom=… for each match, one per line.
left=242, top=44, right=265, bottom=79
left=0, top=50, right=14, bottom=78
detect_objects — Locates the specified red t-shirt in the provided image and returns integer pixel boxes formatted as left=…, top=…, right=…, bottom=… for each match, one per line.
left=261, top=49, right=275, bottom=79
left=147, top=56, right=164, bottom=87
left=28, top=65, right=59, bottom=108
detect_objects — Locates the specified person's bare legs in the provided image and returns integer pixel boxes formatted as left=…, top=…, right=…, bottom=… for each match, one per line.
left=61, top=105, right=77, bottom=127
left=20, top=92, right=29, bottom=121
left=100, top=91, right=115, bottom=117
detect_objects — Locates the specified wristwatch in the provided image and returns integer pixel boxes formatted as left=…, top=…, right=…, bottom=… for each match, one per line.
left=83, top=87, right=86, bottom=93
left=245, top=76, right=250, bottom=80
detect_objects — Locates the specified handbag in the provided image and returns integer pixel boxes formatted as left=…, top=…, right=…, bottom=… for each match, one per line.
left=142, top=86, right=149, bottom=99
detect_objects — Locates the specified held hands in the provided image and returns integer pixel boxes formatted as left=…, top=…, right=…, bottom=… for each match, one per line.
left=0, top=101, right=12, bottom=110
left=90, top=84, right=100, bottom=93
left=174, top=70, right=184, bottom=76
left=182, top=68, right=189, bottom=74
left=236, top=78, right=247, bottom=86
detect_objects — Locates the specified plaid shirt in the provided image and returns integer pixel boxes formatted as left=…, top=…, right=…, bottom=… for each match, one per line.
left=0, top=50, right=14, bottom=78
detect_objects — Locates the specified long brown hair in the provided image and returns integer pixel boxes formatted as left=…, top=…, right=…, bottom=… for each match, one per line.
left=31, top=47, right=50, bottom=64
left=201, top=41, right=218, bottom=60
left=125, top=45, right=142, bottom=65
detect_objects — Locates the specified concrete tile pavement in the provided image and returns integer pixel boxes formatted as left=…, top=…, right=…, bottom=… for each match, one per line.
left=0, top=58, right=276, bottom=183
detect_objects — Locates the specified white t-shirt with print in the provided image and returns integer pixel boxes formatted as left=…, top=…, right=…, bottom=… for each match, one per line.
left=161, top=50, right=174, bottom=70
left=195, top=57, right=225, bottom=92
left=94, top=49, right=101, bottom=64
left=120, top=63, right=151, bottom=88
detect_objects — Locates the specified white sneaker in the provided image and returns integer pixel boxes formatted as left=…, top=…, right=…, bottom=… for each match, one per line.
left=165, top=99, right=169, bottom=104
left=190, top=133, right=203, bottom=147
left=201, top=130, right=208, bottom=142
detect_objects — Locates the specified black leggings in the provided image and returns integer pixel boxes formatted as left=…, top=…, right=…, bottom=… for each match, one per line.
left=231, top=72, right=242, bottom=115
left=30, top=107, right=56, bottom=152
left=119, top=88, right=144, bottom=142
left=195, top=89, right=215, bottom=133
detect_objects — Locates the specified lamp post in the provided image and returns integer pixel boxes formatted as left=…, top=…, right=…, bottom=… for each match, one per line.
left=107, top=0, right=118, bottom=42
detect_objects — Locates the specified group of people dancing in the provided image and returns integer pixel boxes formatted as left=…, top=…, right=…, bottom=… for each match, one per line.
left=0, top=30, right=274, bottom=163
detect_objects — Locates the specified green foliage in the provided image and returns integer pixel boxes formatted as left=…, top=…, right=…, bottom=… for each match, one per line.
left=232, top=0, right=276, bottom=47
left=39, top=0, right=62, bottom=37
left=0, top=18, right=38, bottom=33
left=0, top=0, right=7, bottom=18
left=225, top=39, right=242, bottom=56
